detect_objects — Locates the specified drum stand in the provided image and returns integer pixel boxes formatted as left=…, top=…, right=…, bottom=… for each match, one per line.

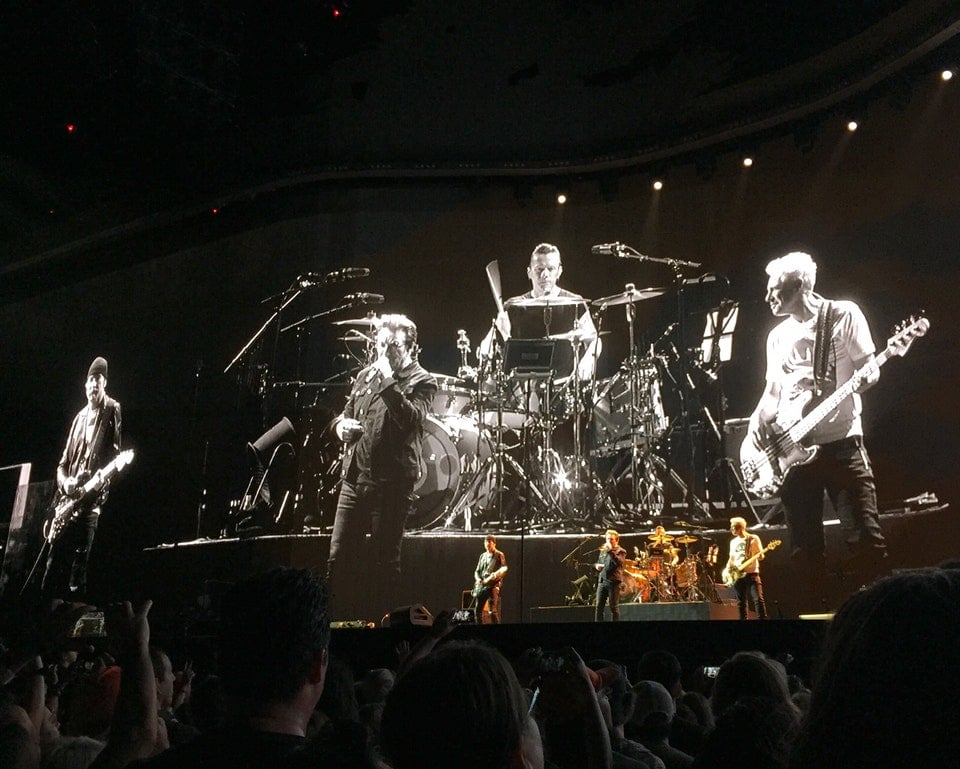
left=442, top=351, right=554, bottom=531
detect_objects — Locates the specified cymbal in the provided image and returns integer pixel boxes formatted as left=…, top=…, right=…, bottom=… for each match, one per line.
left=547, top=329, right=610, bottom=342
left=676, top=535, right=699, bottom=544
left=332, top=316, right=381, bottom=326
left=647, top=533, right=674, bottom=543
left=672, top=520, right=708, bottom=529
left=592, top=287, right=666, bottom=307
left=505, top=295, right=588, bottom=308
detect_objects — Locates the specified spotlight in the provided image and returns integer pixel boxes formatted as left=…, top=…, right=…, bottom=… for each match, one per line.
left=942, top=69, right=954, bottom=82
left=742, top=156, right=754, bottom=168
left=556, top=192, right=568, bottom=205
left=846, top=120, right=858, bottom=132
left=652, top=179, right=663, bottom=191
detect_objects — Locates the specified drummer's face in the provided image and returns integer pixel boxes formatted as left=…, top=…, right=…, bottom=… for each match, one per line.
left=528, top=251, right=562, bottom=297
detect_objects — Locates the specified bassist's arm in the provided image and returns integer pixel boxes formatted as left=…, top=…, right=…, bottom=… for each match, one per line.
left=749, top=380, right=781, bottom=449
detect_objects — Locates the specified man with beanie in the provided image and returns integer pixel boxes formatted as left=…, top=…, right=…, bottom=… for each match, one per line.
left=42, top=356, right=122, bottom=600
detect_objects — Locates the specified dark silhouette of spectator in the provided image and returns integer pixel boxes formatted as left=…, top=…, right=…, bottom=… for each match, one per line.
left=630, top=681, right=692, bottom=769
left=588, top=660, right=664, bottom=769
left=148, top=647, right=198, bottom=747
left=380, top=640, right=545, bottom=769
left=710, top=652, right=798, bottom=721
left=632, top=652, right=682, bottom=700
left=132, top=568, right=331, bottom=768
left=788, top=567, right=960, bottom=769
left=692, top=697, right=799, bottom=769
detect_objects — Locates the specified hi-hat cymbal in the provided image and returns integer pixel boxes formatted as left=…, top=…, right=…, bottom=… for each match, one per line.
left=592, top=287, right=666, bottom=307
left=505, top=295, right=588, bottom=308
left=332, top=316, right=382, bottom=326
left=676, top=535, right=699, bottom=544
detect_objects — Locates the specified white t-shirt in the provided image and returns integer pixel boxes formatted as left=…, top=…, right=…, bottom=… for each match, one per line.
left=765, top=299, right=876, bottom=445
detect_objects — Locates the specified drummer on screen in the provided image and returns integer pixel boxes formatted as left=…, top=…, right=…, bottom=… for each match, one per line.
left=480, top=243, right=600, bottom=381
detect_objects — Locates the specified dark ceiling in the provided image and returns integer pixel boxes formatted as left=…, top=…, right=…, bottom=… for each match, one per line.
left=2, top=0, right=959, bottom=285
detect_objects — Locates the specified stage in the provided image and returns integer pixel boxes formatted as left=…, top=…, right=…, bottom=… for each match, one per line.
left=141, top=501, right=955, bottom=623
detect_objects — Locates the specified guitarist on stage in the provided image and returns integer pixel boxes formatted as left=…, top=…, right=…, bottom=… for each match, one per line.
left=747, top=252, right=887, bottom=598
left=473, top=535, right=508, bottom=624
left=724, top=517, right=768, bottom=620
left=42, top=356, right=121, bottom=601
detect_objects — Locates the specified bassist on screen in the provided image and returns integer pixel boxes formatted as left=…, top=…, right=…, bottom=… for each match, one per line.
left=726, top=517, right=768, bottom=620
left=42, top=356, right=122, bottom=601
left=748, top=251, right=887, bottom=580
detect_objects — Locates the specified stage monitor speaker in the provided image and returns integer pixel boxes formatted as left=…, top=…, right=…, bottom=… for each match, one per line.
left=383, top=603, right=433, bottom=628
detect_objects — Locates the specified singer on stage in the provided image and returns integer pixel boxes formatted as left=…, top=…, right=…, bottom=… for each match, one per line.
left=326, top=314, right=437, bottom=620
left=594, top=528, right=627, bottom=621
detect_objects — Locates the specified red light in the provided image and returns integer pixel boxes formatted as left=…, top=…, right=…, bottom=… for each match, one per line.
left=332, top=7, right=341, bottom=17
left=211, top=208, right=219, bottom=215
left=65, top=123, right=76, bottom=133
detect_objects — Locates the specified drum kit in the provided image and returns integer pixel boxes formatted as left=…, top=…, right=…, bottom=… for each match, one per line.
left=277, top=280, right=687, bottom=532
left=562, top=525, right=719, bottom=605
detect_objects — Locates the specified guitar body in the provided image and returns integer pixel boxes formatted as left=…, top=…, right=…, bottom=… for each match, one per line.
left=722, top=540, right=782, bottom=587
left=740, top=428, right=819, bottom=499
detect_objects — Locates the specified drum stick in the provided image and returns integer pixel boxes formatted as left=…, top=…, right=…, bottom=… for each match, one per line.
left=485, top=260, right=504, bottom=314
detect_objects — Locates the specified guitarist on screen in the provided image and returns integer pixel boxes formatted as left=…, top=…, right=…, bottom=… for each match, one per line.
left=746, top=251, right=888, bottom=591
left=41, top=356, right=122, bottom=601
left=724, top=517, right=768, bottom=620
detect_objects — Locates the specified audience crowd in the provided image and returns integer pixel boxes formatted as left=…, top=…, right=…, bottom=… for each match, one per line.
left=1, top=563, right=957, bottom=769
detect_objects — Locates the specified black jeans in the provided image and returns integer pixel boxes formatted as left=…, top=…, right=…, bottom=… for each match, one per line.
left=327, top=479, right=413, bottom=617
left=475, top=584, right=501, bottom=624
left=734, top=573, right=767, bottom=619
left=780, top=435, right=885, bottom=557
left=42, top=513, right=98, bottom=601
left=595, top=579, right=622, bottom=621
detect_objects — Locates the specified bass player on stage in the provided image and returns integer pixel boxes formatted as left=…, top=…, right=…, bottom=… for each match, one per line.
left=745, top=251, right=888, bottom=596
left=723, top=516, right=768, bottom=620
left=472, top=535, right=508, bottom=624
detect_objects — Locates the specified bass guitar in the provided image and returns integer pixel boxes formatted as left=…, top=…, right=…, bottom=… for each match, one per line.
left=44, top=449, right=135, bottom=543
left=722, top=539, right=781, bottom=587
left=740, top=315, right=929, bottom=498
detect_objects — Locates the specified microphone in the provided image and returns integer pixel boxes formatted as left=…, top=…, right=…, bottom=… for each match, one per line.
left=326, top=267, right=370, bottom=282
left=297, top=268, right=370, bottom=286
left=591, top=242, right=625, bottom=256
left=344, top=292, right=384, bottom=305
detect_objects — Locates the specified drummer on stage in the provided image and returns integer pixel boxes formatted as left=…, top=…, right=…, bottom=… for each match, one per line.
left=480, top=243, right=600, bottom=380
left=647, top=525, right=680, bottom=567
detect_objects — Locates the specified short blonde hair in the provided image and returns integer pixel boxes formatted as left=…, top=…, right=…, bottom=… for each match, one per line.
left=605, top=529, right=620, bottom=541
left=766, top=251, right=817, bottom=291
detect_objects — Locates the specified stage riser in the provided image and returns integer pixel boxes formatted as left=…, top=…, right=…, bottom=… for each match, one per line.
left=530, top=602, right=738, bottom=622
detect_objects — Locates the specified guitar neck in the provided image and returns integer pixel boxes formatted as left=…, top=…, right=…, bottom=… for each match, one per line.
left=787, top=348, right=891, bottom=444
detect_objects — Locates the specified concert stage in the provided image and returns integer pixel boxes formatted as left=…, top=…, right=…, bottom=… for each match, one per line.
left=141, top=501, right=955, bottom=623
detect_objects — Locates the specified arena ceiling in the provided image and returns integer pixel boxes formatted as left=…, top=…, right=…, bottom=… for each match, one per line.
left=2, top=0, right=959, bottom=287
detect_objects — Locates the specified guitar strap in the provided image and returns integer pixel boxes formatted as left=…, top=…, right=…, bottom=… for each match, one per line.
left=813, top=300, right=835, bottom=397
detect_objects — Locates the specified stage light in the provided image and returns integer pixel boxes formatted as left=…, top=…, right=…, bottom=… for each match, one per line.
left=556, top=192, right=568, bottom=205
left=65, top=123, right=75, bottom=133
left=742, top=156, right=754, bottom=168
left=846, top=120, right=858, bottom=132
left=652, top=179, right=663, bottom=191
left=942, top=69, right=954, bottom=82
left=211, top=207, right=219, bottom=215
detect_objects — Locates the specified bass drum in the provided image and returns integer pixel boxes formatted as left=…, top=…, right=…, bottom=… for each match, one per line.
left=409, top=415, right=491, bottom=529
left=620, top=571, right=652, bottom=603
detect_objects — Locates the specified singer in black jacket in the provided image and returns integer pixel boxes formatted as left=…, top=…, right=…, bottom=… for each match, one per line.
left=595, top=529, right=627, bottom=621
left=326, top=314, right=437, bottom=620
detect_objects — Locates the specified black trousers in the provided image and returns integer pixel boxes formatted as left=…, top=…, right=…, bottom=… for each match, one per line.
left=734, top=573, right=767, bottom=619
left=42, top=513, right=98, bottom=601
left=475, top=584, right=501, bottom=624
left=595, top=579, right=622, bottom=621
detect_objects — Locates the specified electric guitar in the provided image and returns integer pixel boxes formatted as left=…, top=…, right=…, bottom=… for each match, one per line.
left=740, top=315, right=929, bottom=498
left=44, top=449, right=135, bottom=543
left=722, top=539, right=781, bottom=587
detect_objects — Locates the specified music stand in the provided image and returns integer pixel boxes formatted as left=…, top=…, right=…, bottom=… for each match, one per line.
left=701, top=304, right=761, bottom=524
